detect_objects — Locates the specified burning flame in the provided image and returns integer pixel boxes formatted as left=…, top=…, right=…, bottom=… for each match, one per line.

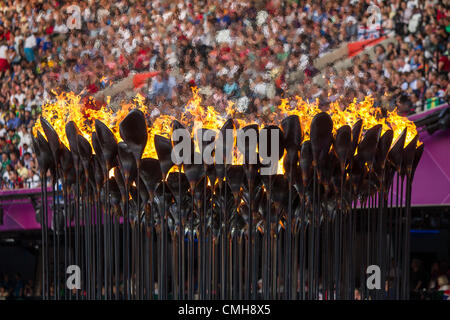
left=328, top=96, right=418, bottom=147
left=33, top=88, right=419, bottom=175
left=277, top=97, right=321, bottom=139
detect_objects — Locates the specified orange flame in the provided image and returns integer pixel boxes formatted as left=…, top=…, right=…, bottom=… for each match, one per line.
left=33, top=89, right=419, bottom=175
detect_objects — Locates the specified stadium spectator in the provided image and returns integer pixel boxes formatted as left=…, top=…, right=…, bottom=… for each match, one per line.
left=0, top=0, right=447, bottom=191
left=0, top=286, right=9, bottom=300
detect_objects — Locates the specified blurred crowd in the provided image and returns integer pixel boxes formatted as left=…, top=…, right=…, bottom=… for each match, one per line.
left=0, top=0, right=448, bottom=190
left=0, top=273, right=36, bottom=300
left=1, top=259, right=449, bottom=300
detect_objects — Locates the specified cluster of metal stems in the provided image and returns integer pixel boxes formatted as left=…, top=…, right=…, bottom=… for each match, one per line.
left=32, top=109, right=423, bottom=300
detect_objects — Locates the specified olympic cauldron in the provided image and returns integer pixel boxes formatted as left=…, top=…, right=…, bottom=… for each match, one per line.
left=32, top=91, right=423, bottom=300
